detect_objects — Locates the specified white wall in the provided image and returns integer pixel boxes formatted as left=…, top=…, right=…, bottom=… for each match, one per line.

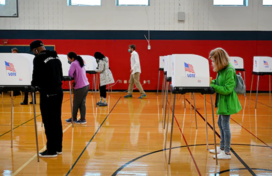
left=0, top=0, right=271, bottom=30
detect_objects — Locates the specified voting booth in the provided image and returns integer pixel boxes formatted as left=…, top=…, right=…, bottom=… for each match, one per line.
left=165, top=54, right=218, bottom=165
left=157, top=56, right=165, bottom=95
left=250, top=56, right=272, bottom=109
left=0, top=53, right=39, bottom=162
left=160, top=56, right=168, bottom=110
left=81, top=55, right=98, bottom=105
left=58, top=54, right=75, bottom=126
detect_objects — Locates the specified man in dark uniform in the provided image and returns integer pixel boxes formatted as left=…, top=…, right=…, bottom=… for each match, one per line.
left=30, top=40, right=64, bottom=157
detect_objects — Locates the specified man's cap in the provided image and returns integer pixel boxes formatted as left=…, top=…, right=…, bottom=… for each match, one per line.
left=30, top=40, right=44, bottom=51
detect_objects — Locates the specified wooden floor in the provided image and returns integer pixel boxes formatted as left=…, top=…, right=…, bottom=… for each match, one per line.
left=0, top=92, right=271, bottom=176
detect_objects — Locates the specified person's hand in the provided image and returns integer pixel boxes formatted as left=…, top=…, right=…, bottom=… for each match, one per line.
left=130, top=69, right=133, bottom=73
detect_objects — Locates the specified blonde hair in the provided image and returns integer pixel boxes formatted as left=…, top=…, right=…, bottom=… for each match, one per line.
left=209, top=48, right=229, bottom=72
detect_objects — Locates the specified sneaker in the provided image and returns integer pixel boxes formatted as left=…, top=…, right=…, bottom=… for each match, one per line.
left=209, top=147, right=224, bottom=154
left=20, top=102, right=28, bottom=105
left=124, top=94, right=132, bottom=98
left=96, top=100, right=103, bottom=105
left=57, top=150, right=62, bottom=155
left=99, top=102, right=108, bottom=106
left=75, top=119, right=87, bottom=124
left=65, top=118, right=77, bottom=123
left=138, top=94, right=147, bottom=99
left=39, top=150, right=57, bottom=158
left=213, top=152, right=231, bottom=160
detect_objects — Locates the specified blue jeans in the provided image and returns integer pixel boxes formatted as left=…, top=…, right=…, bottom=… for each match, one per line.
left=218, top=115, right=231, bottom=153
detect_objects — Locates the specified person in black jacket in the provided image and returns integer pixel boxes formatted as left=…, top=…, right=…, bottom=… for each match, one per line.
left=30, top=40, right=64, bottom=158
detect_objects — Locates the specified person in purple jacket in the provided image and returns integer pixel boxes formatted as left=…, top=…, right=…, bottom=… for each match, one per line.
left=65, top=52, right=89, bottom=124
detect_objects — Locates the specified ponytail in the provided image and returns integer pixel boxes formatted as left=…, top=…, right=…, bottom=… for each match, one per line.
left=67, top=52, right=84, bottom=68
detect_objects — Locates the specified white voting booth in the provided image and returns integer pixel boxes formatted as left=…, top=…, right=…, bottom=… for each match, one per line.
left=81, top=55, right=98, bottom=105
left=160, top=56, right=168, bottom=109
left=0, top=53, right=39, bottom=162
left=58, top=54, right=75, bottom=126
left=165, top=54, right=218, bottom=165
left=157, top=56, right=165, bottom=95
left=250, top=56, right=272, bottom=109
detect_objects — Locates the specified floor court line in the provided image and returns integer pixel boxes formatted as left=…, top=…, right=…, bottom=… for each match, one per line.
left=199, top=95, right=272, bottom=148
left=112, top=143, right=272, bottom=175
left=65, top=97, right=121, bottom=176
left=0, top=99, right=71, bottom=138
left=11, top=124, right=72, bottom=176
left=169, top=102, right=202, bottom=176
left=185, top=99, right=256, bottom=176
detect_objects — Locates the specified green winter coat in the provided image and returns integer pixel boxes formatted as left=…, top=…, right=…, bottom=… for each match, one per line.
left=210, top=64, right=242, bottom=115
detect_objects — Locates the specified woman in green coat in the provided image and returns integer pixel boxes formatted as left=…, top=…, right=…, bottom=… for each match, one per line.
left=209, top=48, right=242, bottom=160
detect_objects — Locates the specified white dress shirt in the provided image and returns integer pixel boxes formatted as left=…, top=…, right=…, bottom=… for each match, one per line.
left=130, top=51, right=141, bottom=74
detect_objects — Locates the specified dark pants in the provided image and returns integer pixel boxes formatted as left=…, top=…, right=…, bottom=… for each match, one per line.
left=23, top=91, right=36, bottom=104
left=72, top=85, right=89, bottom=121
left=100, top=85, right=106, bottom=98
left=40, top=88, right=63, bottom=153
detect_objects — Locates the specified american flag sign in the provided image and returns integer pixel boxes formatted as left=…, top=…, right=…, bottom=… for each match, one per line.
left=5, top=61, right=16, bottom=72
left=184, top=62, right=195, bottom=73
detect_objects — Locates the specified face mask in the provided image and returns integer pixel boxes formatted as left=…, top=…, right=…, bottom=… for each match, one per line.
left=128, top=49, right=131, bottom=53
left=68, top=61, right=72, bottom=64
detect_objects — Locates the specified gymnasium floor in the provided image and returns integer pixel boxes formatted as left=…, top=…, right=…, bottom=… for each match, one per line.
left=0, top=92, right=271, bottom=176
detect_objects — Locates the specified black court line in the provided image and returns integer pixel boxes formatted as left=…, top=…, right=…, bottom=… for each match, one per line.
left=185, top=99, right=257, bottom=176
left=66, top=97, right=121, bottom=176
left=216, top=168, right=272, bottom=175
left=112, top=143, right=271, bottom=176
left=0, top=98, right=70, bottom=138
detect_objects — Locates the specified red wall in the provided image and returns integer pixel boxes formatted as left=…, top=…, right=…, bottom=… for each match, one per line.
left=6, top=39, right=272, bottom=91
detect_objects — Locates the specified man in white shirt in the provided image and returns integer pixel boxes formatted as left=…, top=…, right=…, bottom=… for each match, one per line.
left=124, top=45, right=147, bottom=99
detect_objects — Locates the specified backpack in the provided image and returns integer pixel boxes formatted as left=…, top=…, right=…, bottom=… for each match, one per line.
left=226, top=67, right=246, bottom=94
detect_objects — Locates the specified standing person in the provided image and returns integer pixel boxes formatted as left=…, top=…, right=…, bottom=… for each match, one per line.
left=94, top=52, right=115, bottom=106
left=31, top=40, right=63, bottom=157
left=209, top=48, right=241, bottom=159
left=11, top=48, right=19, bottom=53
left=124, top=45, right=146, bottom=99
left=65, top=52, right=89, bottom=124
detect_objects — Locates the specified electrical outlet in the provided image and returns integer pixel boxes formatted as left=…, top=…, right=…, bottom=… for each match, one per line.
left=143, top=80, right=146, bottom=84
left=147, top=80, right=150, bottom=84
left=118, top=80, right=122, bottom=83
left=124, top=80, right=127, bottom=84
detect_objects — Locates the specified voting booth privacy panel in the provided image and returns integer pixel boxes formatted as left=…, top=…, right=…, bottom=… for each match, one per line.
left=171, top=54, right=210, bottom=88
left=81, top=55, right=97, bottom=72
left=159, top=56, right=165, bottom=69
left=0, top=53, right=34, bottom=87
left=164, top=56, right=168, bottom=73
left=253, top=56, right=272, bottom=73
left=229, top=56, right=244, bottom=70
left=167, top=55, right=173, bottom=80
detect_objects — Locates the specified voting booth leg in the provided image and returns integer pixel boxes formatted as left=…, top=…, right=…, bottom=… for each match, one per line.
left=163, top=82, right=169, bottom=129
left=157, top=70, right=161, bottom=96
left=168, top=94, right=176, bottom=164
left=193, top=93, right=198, bottom=129
left=161, top=75, right=166, bottom=109
left=204, top=95, right=209, bottom=150
left=210, top=95, right=218, bottom=165
left=243, top=71, right=246, bottom=97
left=249, top=75, right=254, bottom=106
left=268, top=75, right=271, bottom=106
left=11, top=91, right=14, bottom=148
left=93, top=75, right=97, bottom=107
left=69, top=81, right=74, bottom=127
left=190, top=93, right=192, bottom=122
left=184, top=95, right=186, bottom=109
left=2, top=92, right=3, bottom=104
left=255, top=75, right=260, bottom=110
left=164, top=91, right=172, bottom=148
left=32, top=92, right=40, bottom=162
